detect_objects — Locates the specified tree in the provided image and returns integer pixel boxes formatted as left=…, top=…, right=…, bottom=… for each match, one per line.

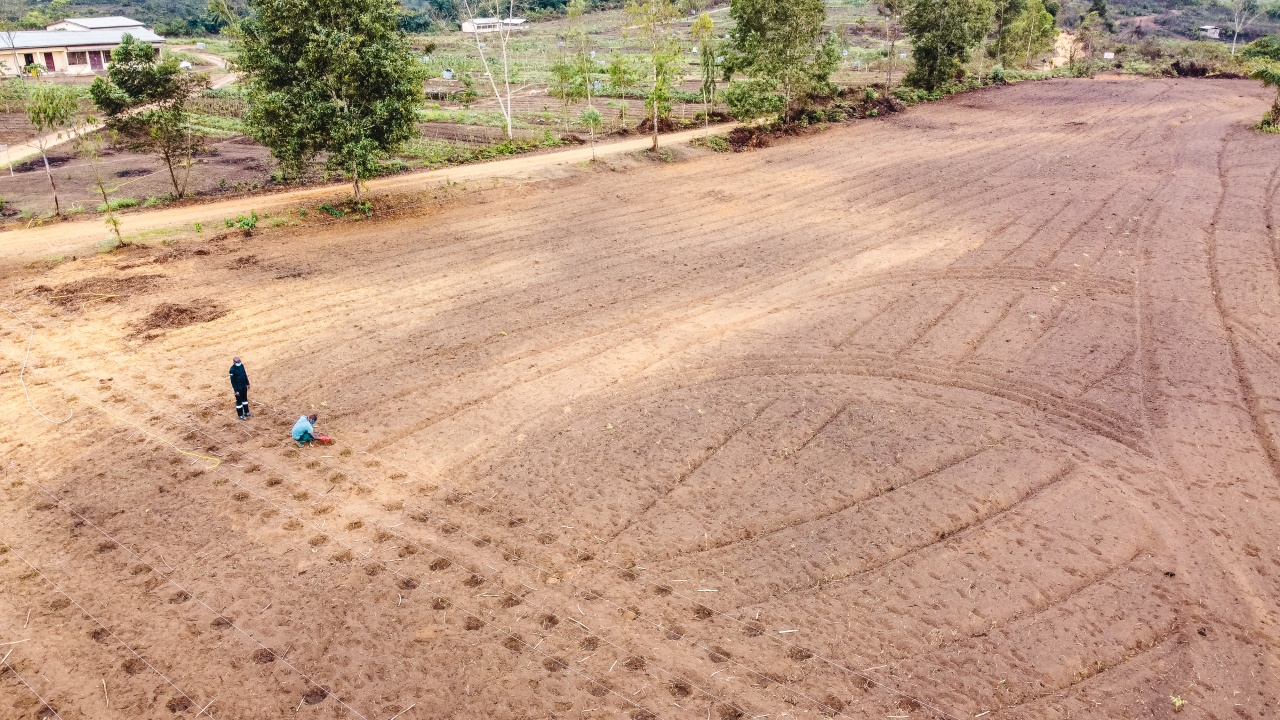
left=77, top=130, right=124, bottom=244
left=1011, top=0, right=1056, bottom=67
left=26, top=83, right=79, bottom=216
left=904, top=0, right=996, bottom=90
left=0, top=0, right=23, bottom=80
left=580, top=106, right=603, bottom=157
left=626, top=0, right=682, bottom=150
left=1087, top=0, right=1116, bottom=32
left=990, top=0, right=1027, bottom=66
left=237, top=0, right=426, bottom=199
left=724, top=0, right=837, bottom=120
left=691, top=11, right=717, bottom=129
left=90, top=35, right=210, bottom=200
left=18, top=0, right=67, bottom=30
left=460, top=0, right=519, bottom=139
left=1227, top=0, right=1263, bottom=57
left=549, top=56, right=583, bottom=129
left=876, top=0, right=907, bottom=87
left=606, top=50, right=639, bottom=95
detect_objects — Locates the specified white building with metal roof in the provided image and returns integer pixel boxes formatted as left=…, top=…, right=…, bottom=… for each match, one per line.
left=0, top=16, right=164, bottom=77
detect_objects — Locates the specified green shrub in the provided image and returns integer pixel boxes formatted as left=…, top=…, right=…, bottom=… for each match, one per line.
left=1244, top=35, right=1280, bottom=63
left=97, top=197, right=138, bottom=213
left=319, top=203, right=345, bottom=217
left=723, top=79, right=785, bottom=122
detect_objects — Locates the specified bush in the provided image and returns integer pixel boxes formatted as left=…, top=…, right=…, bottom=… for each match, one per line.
left=1244, top=35, right=1280, bottom=62
left=224, top=211, right=258, bottom=230
left=694, top=134, right=731, bottom=152
left=723, top=79, right=785, bottom=122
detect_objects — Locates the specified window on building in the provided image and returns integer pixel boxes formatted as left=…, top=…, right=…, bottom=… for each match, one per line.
left=67, top=51, right=88, bottom=65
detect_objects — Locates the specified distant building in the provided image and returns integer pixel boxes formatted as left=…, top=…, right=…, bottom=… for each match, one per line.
left=45, top=16, right=150, bottom=32
left=1199, top=25, right=1221, bottom=39
left=0, top=16, right=164, bottom=77
left=461, top=17, right=527, bottom=34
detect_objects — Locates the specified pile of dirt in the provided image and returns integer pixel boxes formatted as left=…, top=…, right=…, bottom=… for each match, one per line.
left=133, top=300, right=227, bottom=333
left=31, top=274, right=165, bottom=310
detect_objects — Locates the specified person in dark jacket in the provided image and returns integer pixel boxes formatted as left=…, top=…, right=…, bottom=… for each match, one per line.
left=229, top=357, right=251, bottom=420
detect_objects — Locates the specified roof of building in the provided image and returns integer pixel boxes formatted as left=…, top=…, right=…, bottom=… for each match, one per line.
left=52, top=16, right=147, bottom=30
left=0, top=28, right=165, bottom=50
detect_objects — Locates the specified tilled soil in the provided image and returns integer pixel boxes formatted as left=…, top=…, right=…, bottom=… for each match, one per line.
left=1, top=76, right=1278, bottom=720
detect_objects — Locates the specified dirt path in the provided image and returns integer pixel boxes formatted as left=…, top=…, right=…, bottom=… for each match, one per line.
left=0, top=125, right=733, bottom=264
left=1, top=77, right=1278, bottom=720
left=0, top=66, right=238, bottom=169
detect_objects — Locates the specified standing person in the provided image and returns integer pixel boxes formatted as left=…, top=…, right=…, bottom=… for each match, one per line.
left=229, top=357, right=252, bottom=420
left=292, top=413, right=319, bottom=446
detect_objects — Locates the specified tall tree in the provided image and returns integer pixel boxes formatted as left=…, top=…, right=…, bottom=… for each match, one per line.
left=1011, top=0, right=1056, bottom=67
left=90, top=35, right=209, bottom=199
left=903, top=0, right=996, bottom=90
left=625, top=0, right=682, bottom=150
left=990, top=0, right=1027, bottom=66
left=26, top=83, right=79, bottom=216
left=876, top=0, right=906, bottom=87
left=725, top=0, right=837, bottom=118
left=237, top=0, right=425, bottom=198
left=691, top=11, right=718, bottom=128
left=1227, top=0, right=1263, bottom=57
left=460, top=0, right=518, bottom=139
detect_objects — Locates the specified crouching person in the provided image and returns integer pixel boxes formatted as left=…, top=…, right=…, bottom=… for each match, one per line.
left=292, top=413, right=319, bottom=447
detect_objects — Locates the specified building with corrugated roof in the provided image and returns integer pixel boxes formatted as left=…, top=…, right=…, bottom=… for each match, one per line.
left=0, top=16, right=164, bottom=77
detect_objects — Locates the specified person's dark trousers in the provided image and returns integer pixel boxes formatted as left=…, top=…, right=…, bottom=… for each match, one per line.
left=235, top=389, right=249, bottom=419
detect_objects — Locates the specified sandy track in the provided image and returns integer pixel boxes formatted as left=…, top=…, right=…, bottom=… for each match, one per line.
left=1, top=76, right=1278, bottom=720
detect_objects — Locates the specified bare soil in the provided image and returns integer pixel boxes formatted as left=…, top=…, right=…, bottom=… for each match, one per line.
left=0, top=134, right=280, bottom=218
left=1, top=76, right=1279, bottom=720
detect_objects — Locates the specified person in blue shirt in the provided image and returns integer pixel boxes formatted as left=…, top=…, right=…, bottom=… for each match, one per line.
left=229, top=357, right=251, bottom=420
left=292, top=413, right=319, bottom=447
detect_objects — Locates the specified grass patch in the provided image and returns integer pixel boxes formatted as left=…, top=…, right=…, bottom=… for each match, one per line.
left=187, top=113, right=244, bottom=137
left=97, top=197, right=139, bottom=213
left=419, top=106, right=523, bottom=128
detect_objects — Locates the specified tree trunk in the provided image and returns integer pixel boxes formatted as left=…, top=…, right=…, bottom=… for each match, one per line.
left=651, top=63, right=659, bottom=151
left=887, top=38, right=896, bottom=87
left=1232, top=29, right=1240, bottom=57
left=162, top=148, right=183, bottom=200
left=353, top=162, right=361, bottom=201
left=41, top=150, right=59, bottom=216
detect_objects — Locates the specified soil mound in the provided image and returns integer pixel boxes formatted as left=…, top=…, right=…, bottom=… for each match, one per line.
left=134, top=300, right=227, bottom=333
left=32, top=274, right=164, bottom=310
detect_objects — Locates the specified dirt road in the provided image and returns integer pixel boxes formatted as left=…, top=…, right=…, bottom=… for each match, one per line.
left=0, top=125, right=730, bottom=265
left=2, top=76, right=1278, bottom=720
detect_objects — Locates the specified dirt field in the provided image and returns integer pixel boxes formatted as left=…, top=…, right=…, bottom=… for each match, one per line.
left=1, top=75, right=1278, bottom=720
